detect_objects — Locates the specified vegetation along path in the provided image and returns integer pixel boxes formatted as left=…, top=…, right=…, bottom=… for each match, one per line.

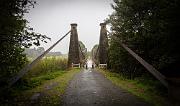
left=62, top=69, right=151, bottom=106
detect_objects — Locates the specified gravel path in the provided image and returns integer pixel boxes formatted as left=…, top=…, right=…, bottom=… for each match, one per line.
left=62, top=69, right=151, bottom=106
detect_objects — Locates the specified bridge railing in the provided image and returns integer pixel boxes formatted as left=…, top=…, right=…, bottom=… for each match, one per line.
left=99, top=64, right=107, bottom=69
left=72, top=63, right=81, bottom=68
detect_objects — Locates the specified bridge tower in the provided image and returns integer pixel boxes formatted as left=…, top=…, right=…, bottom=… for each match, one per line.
left=68, top=23, right=80, bottom=67
left=98, top=23, right=108, bottom=64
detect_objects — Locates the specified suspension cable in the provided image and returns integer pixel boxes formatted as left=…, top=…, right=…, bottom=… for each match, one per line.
left=106, top=30, right=168, bottom=88
left=8, top=30, right=71, bottom=87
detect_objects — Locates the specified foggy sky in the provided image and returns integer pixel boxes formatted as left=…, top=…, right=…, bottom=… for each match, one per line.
left=25, top=0, right=114, bottom=54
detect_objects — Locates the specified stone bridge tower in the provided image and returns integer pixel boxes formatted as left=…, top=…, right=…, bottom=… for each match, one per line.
left=98, top=23, right=108, bottom=64
left=68, top=23, right=80, bottom=67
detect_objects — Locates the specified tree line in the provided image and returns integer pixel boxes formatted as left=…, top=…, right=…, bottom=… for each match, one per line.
left=0, top=0, right=50, bottom=86
left=106, top=0, right=180, bottom=79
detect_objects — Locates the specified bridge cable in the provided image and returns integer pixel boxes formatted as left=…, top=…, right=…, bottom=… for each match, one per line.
left=106, top=30, right=168, bottom=88
left=8, top=30, right=71, bottom=87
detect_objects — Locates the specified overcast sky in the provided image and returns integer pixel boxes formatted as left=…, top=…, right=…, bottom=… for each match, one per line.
left=25, top=0, right=114, bottom=54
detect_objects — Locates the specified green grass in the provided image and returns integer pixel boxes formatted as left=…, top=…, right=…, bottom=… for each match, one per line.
left=0, top=56, right=73, bottom=106
left=15, top=71, right=66, bottom=90
left=26, top=68, right=80, bottom=106
left=1, top=68, right=80, bottom=106
left=98, top=69, right=169, bottom=106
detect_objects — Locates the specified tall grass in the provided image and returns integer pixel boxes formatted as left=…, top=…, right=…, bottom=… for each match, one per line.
left=1, top=56, right=68, bottom=104
left=27, top=56, right=68, bottom=77
left=14, top=56, right=68, bottom=90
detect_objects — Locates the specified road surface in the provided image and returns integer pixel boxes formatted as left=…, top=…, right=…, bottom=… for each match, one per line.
left=62, top=69, right=151, bottom=106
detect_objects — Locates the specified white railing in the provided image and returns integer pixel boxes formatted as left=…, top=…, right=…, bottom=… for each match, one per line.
left=72, top=63, right=80, bottom=68
left=99, top=64, right=107, bottom=68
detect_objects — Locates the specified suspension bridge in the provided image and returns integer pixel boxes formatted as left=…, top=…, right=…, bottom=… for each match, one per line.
left=8, top=23, right=180, bottom=105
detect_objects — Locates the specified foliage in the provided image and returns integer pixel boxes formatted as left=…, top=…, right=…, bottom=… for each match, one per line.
left=0, top=0, right=50, bottom=85
left=16, top=71, right=66, bottom=90
left=1, top=56, right=69, bottom=105
left=91, top=44, right=99, bottom=65
left=107, top=0, right=180, bottom=78
left=79, top=41, right=87, bottom=63
left=79, top=41, right=86, bottom=50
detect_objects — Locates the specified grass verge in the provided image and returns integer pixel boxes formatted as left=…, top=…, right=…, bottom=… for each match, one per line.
left=2, top=68, right=80, bottom=106
left=97, top=69, right=169, bottom=106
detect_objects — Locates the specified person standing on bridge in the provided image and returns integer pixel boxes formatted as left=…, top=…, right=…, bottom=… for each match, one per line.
left=85, top=61, right=88, bottom=69
left=92, top=61, right=95, bottom=69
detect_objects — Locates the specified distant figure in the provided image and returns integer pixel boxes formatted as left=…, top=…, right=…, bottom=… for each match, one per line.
left=84, top=61, right=88, bottom=69
left=92, top=63, right=94, bottom=69
left=86, top=64, right=88, bottom=69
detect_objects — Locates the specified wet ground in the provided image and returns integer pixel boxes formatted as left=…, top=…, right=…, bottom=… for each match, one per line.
left=62, top=69, right=151, bottom=106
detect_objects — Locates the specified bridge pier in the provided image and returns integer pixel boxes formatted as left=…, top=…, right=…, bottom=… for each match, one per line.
left=98, top=23, right=108, bottom=65
left=68, top=23, right=80, bottom=67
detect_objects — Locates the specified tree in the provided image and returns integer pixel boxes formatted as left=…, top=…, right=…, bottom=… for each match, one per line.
left=79, top=41, right=87, bottom=64
left=107, top=0, right=180, bottom=78
left=0, top=0, right=50, bottom=85
left=91, top=44, right=99, bottom=65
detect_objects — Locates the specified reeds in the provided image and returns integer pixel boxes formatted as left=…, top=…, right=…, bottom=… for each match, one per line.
left=27, top=56, right=67, bottom=77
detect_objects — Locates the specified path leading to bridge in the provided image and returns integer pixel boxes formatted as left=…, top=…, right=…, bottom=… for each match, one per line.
left=62, top=69, right=151, bottom=106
